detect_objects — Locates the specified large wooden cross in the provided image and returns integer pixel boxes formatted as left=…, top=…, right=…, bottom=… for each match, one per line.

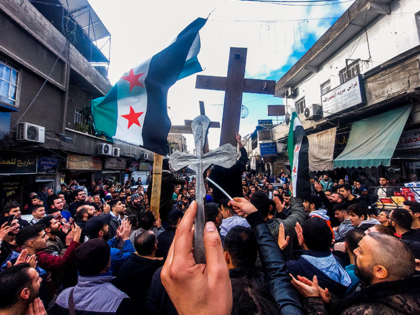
left=196, top=47, right=276, bottom=146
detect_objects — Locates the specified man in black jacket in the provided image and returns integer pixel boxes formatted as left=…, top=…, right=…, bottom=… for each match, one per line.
left=115, top=231, right=164, bottom=314
left=209, top=133, right=248, bottom=204
left=156, top=209, right=183, bottom=259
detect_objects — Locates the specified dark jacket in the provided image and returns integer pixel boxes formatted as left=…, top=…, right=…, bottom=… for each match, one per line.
left=401, top=229, right=420, bottom=242
left=156, top=226, right=176, bottom=259
left=147, top=267, right=178, bottom=315
left=147, top=172, right=185, bottom=222
left=49, top=273, right=131, bottom=315
left=68, top=201, right=84, bottom=217
left=286, top=250, right=349, bottom=296
left=109, top=214, right=121, bottom=239
left=303, top=275, right=420, bottom=315
left=209, top=147, right=248, bottom=204
left=246, top=211, right=305, bottom=315
left=115, top=254, right=164, bottom=314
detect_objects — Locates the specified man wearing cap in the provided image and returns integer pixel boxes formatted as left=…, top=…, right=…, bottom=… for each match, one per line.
left=50, top=239, right=131, bottom=315
left=359, top=185, right=378, bottom=213
left=125, top=193, right=145, bottom=220
left=156, top=209, right=183, bottom=259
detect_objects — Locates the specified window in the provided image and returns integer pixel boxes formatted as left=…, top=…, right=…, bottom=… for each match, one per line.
left=295, top=97, right=306, bottom=115
left=339, top=62, right=360, bottom=84
left=74, top=108, right=87, bottom=125
left=0, top=63, right=18, bottom=106
left=320, top=80, right=331, bottom=95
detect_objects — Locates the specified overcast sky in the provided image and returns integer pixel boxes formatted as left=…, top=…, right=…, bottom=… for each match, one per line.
left=88, top=0, right=354, bottom=151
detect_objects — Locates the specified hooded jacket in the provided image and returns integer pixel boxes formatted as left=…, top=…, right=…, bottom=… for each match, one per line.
left=303, top=275, right=420, bottom=315
left=220, top=215, right=251, bottom=237
left=356, top=218, right=381, bottom=232
left=309, top=209, right=335, bottom=239
left=334, top=219, right=354, bottom=242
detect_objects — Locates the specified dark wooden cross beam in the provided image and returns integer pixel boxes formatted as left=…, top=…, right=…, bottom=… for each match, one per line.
left=196, top=47, right=276, bottom=147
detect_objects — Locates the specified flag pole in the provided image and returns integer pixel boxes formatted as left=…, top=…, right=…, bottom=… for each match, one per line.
left=150, top=154, right=163, bottom=219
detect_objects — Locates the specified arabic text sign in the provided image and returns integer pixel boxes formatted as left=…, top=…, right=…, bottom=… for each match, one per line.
left=38, top=156, right=60, bottom=174
left=260, top=142, right=278, bottom=157
left=0, top=152, right=37, bottom=173
left=396, top=129, right=420, bottom=150
left=322, top=75, right=366, bottom=117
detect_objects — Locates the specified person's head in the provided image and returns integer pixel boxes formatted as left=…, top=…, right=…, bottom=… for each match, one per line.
left=338, top=184, right=352, bottom=199
left=251, top=191, right=271, bottom=219
left=76, top=205, right=94, bottom=221
left=379, top=177, right=389, bottom=187
left=49, top=195, right=63, bottom=211
left=206, top=203, right=223, bottom=227
left=364, top=224, right=394, bottom=236
left=323, top=174, right=329, bottom=181
left=131, top=193, right=141, bottom=206
left=139, top=211, right=156, bottom=230
left=390, top=209, right=412, bottom=232
left=58, top=194, right=66, bottom=205
left=0, top=264, right=42, bottom=311
left=331, top=193, right=344, bottom=204
left=126, top=214, right=138, bottom=228
left=119, top=192, right=126, bottom=200
left=347, top=204, right=368, bottom=227
left=47, top=189, right=54, bottom=196
left=220, top=198, right=235, bottom=219
left=0, top=217, right=20, bottom=236
left=168, top=209, right=184, bottom=227
left=188, top=189, right=195, bottom=198
left=109, top=200, right=124, bottom=215
left=324, top=190, right=333, bottom=200
left=302, top=217, right=332, bottom=252
left=303, top=195, right=323, bottom=213
left=30, top=195, right=42, bottom=206
left=231, top=277, right=278, bottom=315
left=354, top=233, right=415, bottom=285
left=75, top=239, right=111, bottom=276
left=377, top=211, right=391, bottom=226
left=93, top=195, right=101, bottom=204
left=338, top=179, right=345, bottom=185
left=402, top=201, right=420, bottom=221
left=134, top=231, right=157, bottom=257
left=2, top=201, right=21, bottom=219
left=15, top=224, right=47, bottom=253
left=223, top=226, right=258, bottom=269
left=38, top=216, right=60, bottom=236
left=344, top=229, right=365, bottom=258
left=84, top=216, right=110, bottom=240
left=283, top=192, right=291, bottom=205
left=75, top=189, right=87, bottom=202
left=333, top=203, right=348, bottom=222
left=31, top=205, right=45, bottom=220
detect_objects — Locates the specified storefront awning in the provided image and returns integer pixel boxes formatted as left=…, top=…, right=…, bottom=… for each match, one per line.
left=308, top=127, right=336, bottom=172
left=334, top=105, right=412, bottom=168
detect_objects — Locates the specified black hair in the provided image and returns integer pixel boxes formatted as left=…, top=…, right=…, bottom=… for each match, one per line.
left=48, top=195, right=61, bottom=207
left=223, top=226, right=258, bottom=269
left=302, top=217, right=332, bottom=252
left=231, top=277, right=279, bottom=315
left=379, top=176, right=389, bottom=181
left=403, top=200, right=420, bottom=214
left=31, top=205, right=44, bottom=213
left=347, top=204, right=368, bottom=220
left=109, top=199, right=119, bottom=209
left=15, top=224, right=45, bottom=247
left=75, top=205, right=89, bottom=220
left=206, top=203, right=220, bottom=224
left=2, top=201, right=20, bottom=215
left=76, top=189, right=85, bottom=195
left=391, top=209, right=413, bottom=231
left=140, top=211, right=156, bottom=230
left=344, top=229, right=365, bottom=254
left=250, top=191, right=271, bottom=219
left=134, top=231, right=156, bottom=256
left=220, top=198, right=235, bottom=215
left=127, top=214, right=138, bottom=228
left=338, top=183, right=352, bottom=192
left=0, top=263, right=32, bottom=310
left=332, top=203, right=347, bottom=212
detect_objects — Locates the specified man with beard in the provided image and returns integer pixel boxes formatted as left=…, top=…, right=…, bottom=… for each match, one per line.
left=125, top=193, right=145, bottom=220
left=0, top=264, right=46, bottom=315
left=1, top=201, right=29, bottom=228
left=49, top=195, right=72, bottom=223
left=295, top=233, right=420, bottom=315
left=314, top=182, right=343, bottom=227
left=0, top=216, right=21, bottom=265
left=68, top=189, right=87, bottom=217
left=74, top=205, right=95, bottom=230
left=39, top=216, right=66, bottom=256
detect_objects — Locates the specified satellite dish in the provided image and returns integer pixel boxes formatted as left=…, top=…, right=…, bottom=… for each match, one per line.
left=241, top=105, right=249, bottom=119
left=285, top=112, right=291, bottom=125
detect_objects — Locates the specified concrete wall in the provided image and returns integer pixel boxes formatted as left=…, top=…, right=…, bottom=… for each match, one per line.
left=286, top=0, right=420, bottom=112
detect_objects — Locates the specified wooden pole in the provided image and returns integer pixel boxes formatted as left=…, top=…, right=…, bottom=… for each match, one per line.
left=150, top=154, right=163, bottom=219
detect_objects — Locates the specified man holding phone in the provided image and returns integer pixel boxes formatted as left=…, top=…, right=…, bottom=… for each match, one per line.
left=1, top=201, right=29, bottom=228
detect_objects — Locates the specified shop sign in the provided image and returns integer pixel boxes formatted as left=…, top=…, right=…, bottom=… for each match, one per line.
left=105, top=157, right=126, bottom=169
left=139, top=162, right=150, bottom=171
left=258, top=120, right=273, bottom=128
left=37, top=156, right=60, bottom=174
left=0, top=179, right=20, bottom=202
left=322, top=75, right=366, bottom=117
left=0, top=151, right=37, bottom=173
left=260, top=142, right=278, bottom=157
left=127, top=161, right=139, bottom=171
left=67, top=155, right=102, bottom=170
left=396, top=129, right=420, bottom=150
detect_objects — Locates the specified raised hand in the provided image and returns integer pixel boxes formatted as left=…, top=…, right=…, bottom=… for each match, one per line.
left=277, top=223, right=290, bottom=250
left=25, top=298, right=47, bottom=315
left=295, top=222, right=306, bottom=249
left=228, top=197, right=257, bottom=217
left=72, top=223, right=82, bottom=242
left=314, top=181, right=323, bottom=192
left=273, top=196, right=285, bottom=213
left=290, top=274, right=320, bottom=298
left=0, top=222, right=11, bottom=242
left=161, top=201, right=232, bottom=315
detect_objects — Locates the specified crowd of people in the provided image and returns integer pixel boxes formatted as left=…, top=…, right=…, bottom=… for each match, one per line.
left=1, top=146, right=420, bottom=314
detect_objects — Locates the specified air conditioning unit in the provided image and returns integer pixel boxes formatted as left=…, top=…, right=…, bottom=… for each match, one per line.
left=285, top=87, right=295, bottom=98
left=16, top=122, right=45, bottom=143
left=98, top=143, right=113, bottom=156
left=113, top=147, right=120, bottom=157
left=304, top=104, right=323, bottom=120
left=285, top=113, right=291, bottom=125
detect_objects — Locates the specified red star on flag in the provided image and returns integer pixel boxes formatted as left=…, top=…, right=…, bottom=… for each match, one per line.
left=121, top=106, right=144, bottom=129
left=121, top=69, right=144, bottom=91
left=293, top=166, right=297, bottom=174
left=294, top=145, right=300, bottom=152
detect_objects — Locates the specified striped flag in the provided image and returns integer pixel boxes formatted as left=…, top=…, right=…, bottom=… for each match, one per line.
left=287, top=112, right=311, bottom=201
left=91, top=18, right=207, bottom=156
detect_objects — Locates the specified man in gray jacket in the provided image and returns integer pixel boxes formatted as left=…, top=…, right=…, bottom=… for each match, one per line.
left=332, top=203, right=354, bottom=242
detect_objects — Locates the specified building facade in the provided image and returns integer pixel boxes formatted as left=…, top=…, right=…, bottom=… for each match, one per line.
left=0, top=0, right=152, bottom=209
